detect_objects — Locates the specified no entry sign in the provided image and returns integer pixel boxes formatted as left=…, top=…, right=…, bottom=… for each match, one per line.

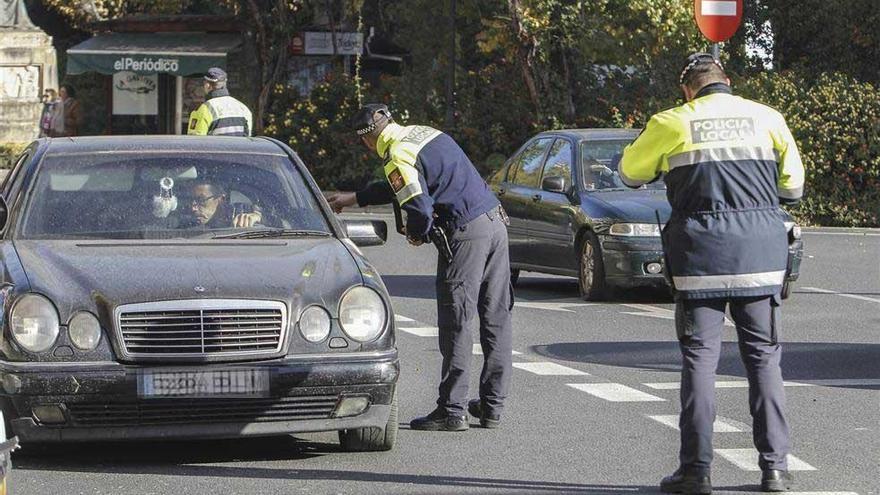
left=694, top=0, right=743, bottom=43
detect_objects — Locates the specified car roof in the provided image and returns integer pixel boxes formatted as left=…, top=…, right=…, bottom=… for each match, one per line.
left=534, top=128, right=641, bottom=141
left=38, top=135, right=287, bottom=156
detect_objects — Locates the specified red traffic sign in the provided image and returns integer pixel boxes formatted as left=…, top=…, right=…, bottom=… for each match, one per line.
left=694, top=0, right=742, bottom=43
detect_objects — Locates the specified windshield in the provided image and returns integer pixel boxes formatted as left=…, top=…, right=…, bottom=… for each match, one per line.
left=18, top=152, right=331, bottom=240
left=580, top=139, right=666, bottom=191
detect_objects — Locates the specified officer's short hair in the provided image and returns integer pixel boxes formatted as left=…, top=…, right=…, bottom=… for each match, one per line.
left=680, top=53, right=727, bottom=90
left=353, top=104, right=394, bottom=139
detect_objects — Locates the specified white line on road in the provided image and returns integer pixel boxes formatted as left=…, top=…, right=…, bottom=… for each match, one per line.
left=398, top=327, right=438, bottom=337
left=515, top=301, right=594, bottom=313
left=801, top=286, right=880, bottom=304
left=568, top=383, right=665, bottom=402
left=621, top=303, right=734, bottom=326
left=472, top=344, right=521, bottom=356
left=394, top=314, right=415, bottom=322
left=643, top=380, right=813, bottom=390
left=648, top=414, right=750, bottom=433
left=714, top=449, right=817, bottom=471
left=785, top=493, right=860, bottom=495
left=797, top=379, right=880, bottom=387
left=514, top=362, right=589, bottom=376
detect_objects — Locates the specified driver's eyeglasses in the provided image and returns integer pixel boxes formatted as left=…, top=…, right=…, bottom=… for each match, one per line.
left=190, top=195, right=221, bottom=208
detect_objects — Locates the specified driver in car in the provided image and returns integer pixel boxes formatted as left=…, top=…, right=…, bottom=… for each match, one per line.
left=185, top=180, right=262, bottom=229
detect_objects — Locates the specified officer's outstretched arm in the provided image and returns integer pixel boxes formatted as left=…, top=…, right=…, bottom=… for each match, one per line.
left=771, top=119, right=805, bottom=205
left=356, top=181, right=395, bottom=206
left=619, top=114, right=677, bottom=188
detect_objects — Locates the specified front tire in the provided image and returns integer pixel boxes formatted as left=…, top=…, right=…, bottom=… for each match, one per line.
left=578, top=231, right=606, bottom=301
left=338, top=390, right=397, bottom=452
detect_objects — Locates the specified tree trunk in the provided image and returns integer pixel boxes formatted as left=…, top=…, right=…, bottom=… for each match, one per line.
left=245, top=0, right=270, bottom=134
left=562, top=49, right=576, bottom=121
left=508, top=0, right=541, bottom=117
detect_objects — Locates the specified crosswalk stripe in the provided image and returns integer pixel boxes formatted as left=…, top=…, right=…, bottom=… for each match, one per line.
left=785, top=493, right=860, bottom=495
left=398, top=327, right=438, bottom=337
left=568, top=383, right=665, bottom=402
left=643, top=380, right=812, bottom=390
left=394, top=315, right=415, bottom=322
left=714, top=449, right=817, bottom=471
left=514, top=362, right=589, bottom=376
left=647, top=414, right=750, bottom=433
left=472, top=344, right=522, bottom=356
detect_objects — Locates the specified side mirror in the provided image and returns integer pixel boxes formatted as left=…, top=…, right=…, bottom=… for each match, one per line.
left=541, top=176, right=567, bottom=193
left=344, top=219, right=387, bottom=247
left=0, top=197, right=7, bottom=232
left=590, top=164, right=614, bottom=177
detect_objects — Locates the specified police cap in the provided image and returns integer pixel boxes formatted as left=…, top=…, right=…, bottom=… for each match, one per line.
left=204, top=67, right=228, bottom=83
left=352, top=103, right=392, bottom=136
left=679, top=52, right=724, bottom=85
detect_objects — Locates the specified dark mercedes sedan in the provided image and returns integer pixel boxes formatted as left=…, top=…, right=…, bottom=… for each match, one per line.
left=489, top=129, right=803, bottom=300
left=0, top=136, right=398, bottom=451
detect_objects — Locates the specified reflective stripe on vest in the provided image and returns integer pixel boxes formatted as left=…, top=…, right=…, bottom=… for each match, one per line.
left=205, top=96, right=251, bottom=137
left=672, top=270, right=786, bottom=291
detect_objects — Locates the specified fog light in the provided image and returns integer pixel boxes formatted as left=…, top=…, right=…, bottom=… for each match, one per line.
left=333, top=396, right=370, bottom=418
left=1, top=374, right=21, bottom=395
left=32, top=404, right=66, bottom=425
left=646, top=262, right=663, bottom=275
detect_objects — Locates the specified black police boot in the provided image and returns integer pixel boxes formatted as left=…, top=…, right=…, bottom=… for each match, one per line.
left=409, top=408, right=468, bottom=431
left=467, top=398, right=501, bottom=428
left=761, top=469, right=794, bottom=492
left=660, top=468, right=712, bottom=494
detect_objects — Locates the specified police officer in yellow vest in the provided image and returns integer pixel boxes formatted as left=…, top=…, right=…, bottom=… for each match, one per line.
left=620, top=53, right=805, bottom=494
left=187, top=68, right=253, bottom=137
left=328, top=104, right=513, bottom=432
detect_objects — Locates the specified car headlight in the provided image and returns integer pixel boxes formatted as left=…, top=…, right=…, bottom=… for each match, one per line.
left=299, top=305, right=331, bottom=343
left=10, top=294, right=60, bottom=353
left=339, top=286, right=387, bottom=342
left=68, top=312, right=102, bottom=350
left=609, top=223, right=661, bottom=237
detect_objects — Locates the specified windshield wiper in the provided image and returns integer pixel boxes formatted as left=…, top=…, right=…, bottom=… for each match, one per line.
left=212, top=229, right=332, bottom=239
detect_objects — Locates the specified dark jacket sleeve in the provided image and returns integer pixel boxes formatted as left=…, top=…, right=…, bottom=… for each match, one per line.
left=401, top=174, right=434, bottom=241
left=355, top=180, right=395, bottom=206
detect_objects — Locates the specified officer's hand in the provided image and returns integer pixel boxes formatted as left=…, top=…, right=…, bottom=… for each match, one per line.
left=233, top=212, right=261, bottom=228
left=326, top=192, right=357, bottom=214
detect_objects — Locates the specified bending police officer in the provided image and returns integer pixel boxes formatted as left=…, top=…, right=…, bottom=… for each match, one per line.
left=619, top=53, right=805, bottom=493
left=328, top=104, right=514, bottom=431
left=187, top=68, right=253, bottom=137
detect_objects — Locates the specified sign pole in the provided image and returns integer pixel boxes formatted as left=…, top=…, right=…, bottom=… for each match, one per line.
left=711, top=43, right=720, bottom=59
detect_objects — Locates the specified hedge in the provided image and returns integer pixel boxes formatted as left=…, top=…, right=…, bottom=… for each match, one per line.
left=740, top=72, right=880, bottom=227
left=0, top=142, right=28, bottom=169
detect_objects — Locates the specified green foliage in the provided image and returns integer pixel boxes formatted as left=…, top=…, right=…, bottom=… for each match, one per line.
left=264, top=72, right=381, bottom=190
left=0, top=143, right=28, bottom=169
left=740, top=72, right=880, bottom=227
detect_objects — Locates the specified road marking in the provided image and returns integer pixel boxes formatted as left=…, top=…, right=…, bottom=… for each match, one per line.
left=398, top=327, right=438, bottom=337
left=394, top=315, right=415, bottom=323
left=514, top=362, right=589, bottom=376
left=786, top=493, right=860, bottom=495
left=568, top=383, right=665, bottom=402
left=620, top=303, right=734, bottom=326
left=648, top=414, right=750, bottom=433
left=802, top=230, right=880, bottom=237
left=643, top=380, right=813, bottom=390
left=714, top=449, right=817, bottom=471
left=515, top=301, right=593, bottom=313
left=801, top=286, right=880, bottom=304
left=472, top=344, right=522, bottom=356
left=798, top=379, right=880, bottom=387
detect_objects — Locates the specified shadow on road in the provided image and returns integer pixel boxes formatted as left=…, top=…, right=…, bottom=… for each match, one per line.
left=532, top=341, right=880, bottom=391
left=382, top=274, right=673, bottom=304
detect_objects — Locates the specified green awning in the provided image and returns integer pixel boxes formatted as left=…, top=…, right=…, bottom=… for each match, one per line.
left=66, top=32, right=243, bottom=77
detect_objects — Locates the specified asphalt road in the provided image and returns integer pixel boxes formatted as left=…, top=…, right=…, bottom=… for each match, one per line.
left=11, top=216, right=879, bottom=495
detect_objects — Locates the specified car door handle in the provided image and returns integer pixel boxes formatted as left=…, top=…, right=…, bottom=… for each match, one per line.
left=532, top=194, right=542, bottom=202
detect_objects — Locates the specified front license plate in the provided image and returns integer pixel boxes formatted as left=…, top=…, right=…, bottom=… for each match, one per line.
left=138, top=370, right=270, bottom=398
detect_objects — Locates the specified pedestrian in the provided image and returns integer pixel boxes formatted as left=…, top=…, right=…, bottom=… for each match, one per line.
left=187, top=68, right=252, bottom=136
left=38, top=89, right=58, bottom=137
left=327, top=104, right=514, bottom=431
left=55, top=84, right=82, bottom=137
left=619, top=53, right=805, bottom=493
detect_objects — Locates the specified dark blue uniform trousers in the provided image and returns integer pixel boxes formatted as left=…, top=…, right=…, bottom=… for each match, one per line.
left=676, top=295, right=790, bottom=474
left=435, top=211, right=513, bottom=416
